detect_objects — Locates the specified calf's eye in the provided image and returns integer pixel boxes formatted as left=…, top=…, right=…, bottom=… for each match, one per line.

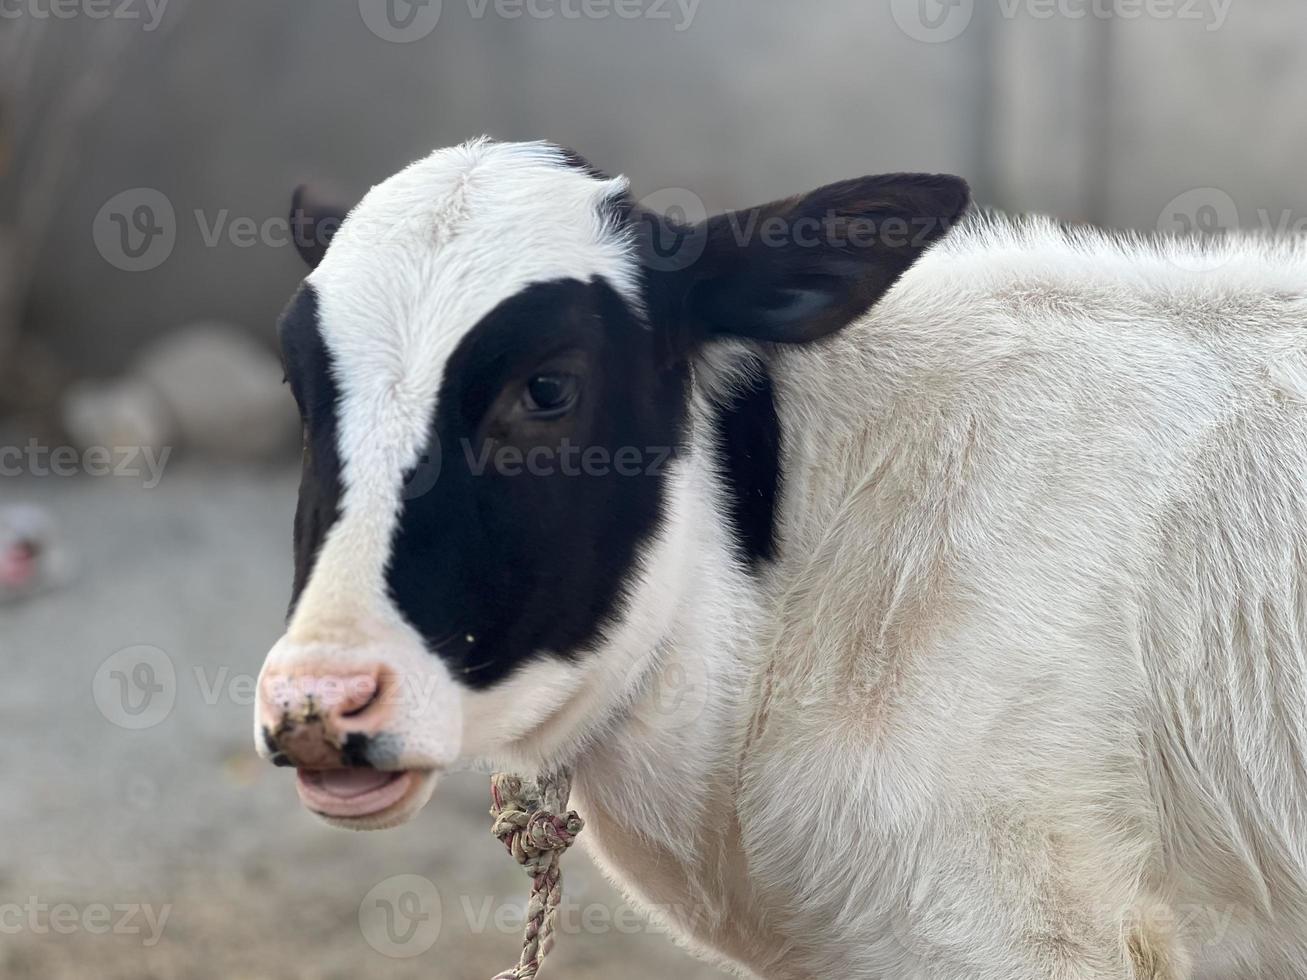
left=522, top=373, right=579, bottom=418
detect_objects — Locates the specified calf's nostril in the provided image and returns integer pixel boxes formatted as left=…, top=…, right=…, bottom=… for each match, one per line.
left=341, top=684, right=380, bottom=719
left=320, top=672, right=378, bottom=718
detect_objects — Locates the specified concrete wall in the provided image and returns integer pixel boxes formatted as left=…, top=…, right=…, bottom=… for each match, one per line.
left=6, top=1, right=1307, bottom=379
left=7, top=1, right=989, bottom=375
left=988, top=0, right=1307, bottom=231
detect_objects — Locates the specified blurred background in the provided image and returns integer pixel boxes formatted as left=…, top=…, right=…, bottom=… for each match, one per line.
left=2, top=1, right=1307, bottom=977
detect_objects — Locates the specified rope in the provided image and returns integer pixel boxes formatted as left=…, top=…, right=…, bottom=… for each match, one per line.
left=488, top=771, right=585, bottom=980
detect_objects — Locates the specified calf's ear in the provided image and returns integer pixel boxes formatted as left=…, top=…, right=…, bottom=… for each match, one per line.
left=289, top=184, right=353, bottom=270
left=645, top=173, right=969, bottom=346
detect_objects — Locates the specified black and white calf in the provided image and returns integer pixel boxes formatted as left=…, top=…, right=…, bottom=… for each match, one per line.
left=257, top=138, right=1307, bottom=979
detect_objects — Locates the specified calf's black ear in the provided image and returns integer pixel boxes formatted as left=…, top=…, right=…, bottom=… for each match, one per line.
left=290, top=184, right=352, bottom=270
left=645, top=173, right=969, bottom=347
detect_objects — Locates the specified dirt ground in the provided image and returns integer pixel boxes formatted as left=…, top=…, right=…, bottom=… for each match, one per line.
left=0, top=465, right=728, bottom=979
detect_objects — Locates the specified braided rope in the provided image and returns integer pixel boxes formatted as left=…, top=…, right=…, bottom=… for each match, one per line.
left=488, top=771, right=584, bottom=980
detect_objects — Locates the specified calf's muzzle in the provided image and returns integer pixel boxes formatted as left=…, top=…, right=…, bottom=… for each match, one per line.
left=258, top=667, right=392, bottom=768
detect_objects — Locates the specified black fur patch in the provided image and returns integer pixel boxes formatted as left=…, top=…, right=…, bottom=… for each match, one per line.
left=278, top=285, right=344, bottom=614
left=555, top=145, right=613, bottom=182
left=712, top=366, right=782, bottom=566
left=383, top=277, right=689, bottom=689
left=289, top=185, right=349, bottom=270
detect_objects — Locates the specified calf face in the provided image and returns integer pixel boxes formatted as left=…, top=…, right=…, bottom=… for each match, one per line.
left=255, top=139, right=968, bottom=829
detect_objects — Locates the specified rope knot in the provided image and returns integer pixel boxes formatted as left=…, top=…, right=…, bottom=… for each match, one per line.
left=488, top=771, right=583, bottom=980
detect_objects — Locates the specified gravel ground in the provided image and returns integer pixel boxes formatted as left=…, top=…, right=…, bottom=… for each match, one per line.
left=0, top=464, right=727, bottom=979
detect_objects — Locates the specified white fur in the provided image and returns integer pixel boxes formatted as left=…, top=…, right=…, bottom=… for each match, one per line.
left=578, top=214, right=1307, bottom=979
left=261, top=141, right=1307, bottom=979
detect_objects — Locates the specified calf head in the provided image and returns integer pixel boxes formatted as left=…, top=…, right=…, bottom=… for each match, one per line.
left=255, top=139, right=968, bottom=829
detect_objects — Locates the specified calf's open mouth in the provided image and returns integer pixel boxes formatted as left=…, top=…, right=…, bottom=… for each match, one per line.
left=296, top=767, right=421, bottom=820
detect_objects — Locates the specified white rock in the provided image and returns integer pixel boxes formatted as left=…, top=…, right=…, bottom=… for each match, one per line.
left=63, top=322, right=298, bottom=460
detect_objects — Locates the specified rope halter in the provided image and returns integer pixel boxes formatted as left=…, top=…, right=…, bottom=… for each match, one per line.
left=488, top=771, right=584, bottom=980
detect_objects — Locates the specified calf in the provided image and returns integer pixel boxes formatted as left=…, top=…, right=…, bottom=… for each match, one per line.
left=256, top=138, right=1307, bottom=979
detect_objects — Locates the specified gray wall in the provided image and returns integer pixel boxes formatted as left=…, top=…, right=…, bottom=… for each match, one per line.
left=6, top=0, right=1307, bottom=381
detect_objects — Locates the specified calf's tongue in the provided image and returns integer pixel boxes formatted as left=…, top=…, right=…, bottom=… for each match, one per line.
left=308, top=768, right=398, bottom=799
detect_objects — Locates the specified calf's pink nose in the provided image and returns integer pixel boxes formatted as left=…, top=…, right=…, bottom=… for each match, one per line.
left=265, top=673, right=378, bottom=717
left=259, top=669, right=390, bottom=768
